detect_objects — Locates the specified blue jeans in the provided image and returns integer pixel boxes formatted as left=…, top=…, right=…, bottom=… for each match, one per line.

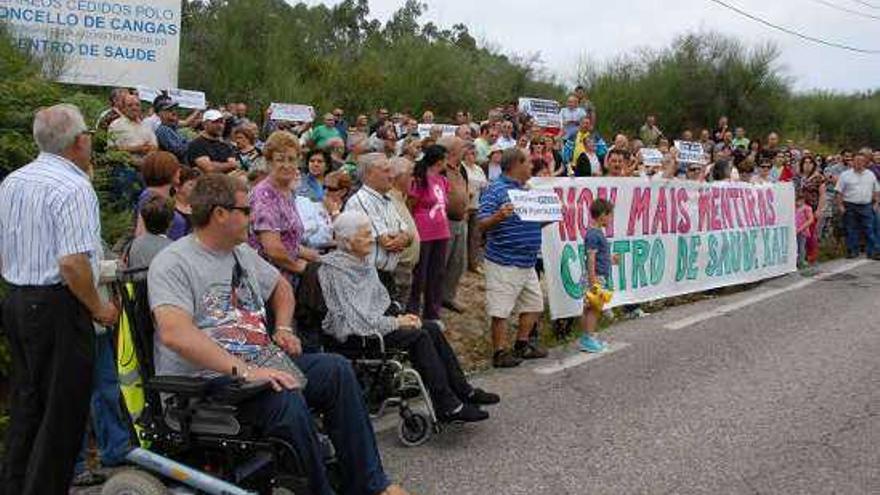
left=843, top=202, right=878, bottom=256
left=237, top=353, right=389, bottom=495
left=75, top=331, right=132, bottom=474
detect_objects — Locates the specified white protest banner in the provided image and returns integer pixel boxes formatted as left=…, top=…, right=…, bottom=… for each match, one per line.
left=675, top=140, right=707, bottom=164
left=532, top=177, right=796, bottom=319
left=508, top=189, right=563, bottom=223
left=640, top=148, right=664, bottom=166
left=2, top=1, right=182, bottom=88
left=417, top=124, right=457, bottom=139
left=137, top=86, right=206, bottom=110
left=518, top=97, right=562, bottom=128
left=269, top=103, right=315, bottom=122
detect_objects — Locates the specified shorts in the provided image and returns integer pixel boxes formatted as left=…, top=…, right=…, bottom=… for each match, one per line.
left=485, top=260, right=545, bottom=319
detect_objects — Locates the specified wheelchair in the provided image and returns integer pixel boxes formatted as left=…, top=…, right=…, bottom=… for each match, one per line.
left=295, top=263, right=438, bottom=447
left=101, top=269, right=328, bottom=495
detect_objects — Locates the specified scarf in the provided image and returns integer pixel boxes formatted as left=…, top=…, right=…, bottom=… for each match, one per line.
left=318, top=250, right=398, bottom=342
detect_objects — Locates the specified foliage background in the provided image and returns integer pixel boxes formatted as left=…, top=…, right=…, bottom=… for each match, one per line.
left=0, top=0, right=877, bottom=445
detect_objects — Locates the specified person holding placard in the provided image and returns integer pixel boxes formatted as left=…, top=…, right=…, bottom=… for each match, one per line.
left=478, top=148, right=548, bottom=368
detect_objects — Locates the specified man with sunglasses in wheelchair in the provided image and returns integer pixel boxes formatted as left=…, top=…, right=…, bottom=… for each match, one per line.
left=148, top=173, right=408, bottom=495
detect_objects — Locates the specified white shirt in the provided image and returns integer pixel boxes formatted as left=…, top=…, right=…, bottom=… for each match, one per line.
left=295, top=197, right=334, bottom=248
left=0, top=153, right=102, bottom=285
left=496, top=136, right=516, bottom=150
left=108, top=115, right=157, bottom=151
left=463, top=162, right=488, bottom=210
left=144, top=113, right=162, bottom=133
left=837, top=168, right=879, bottom=205
left=344, top=185, right=410, bottom=271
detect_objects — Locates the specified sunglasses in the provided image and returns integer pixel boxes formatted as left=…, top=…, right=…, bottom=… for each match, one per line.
left=326, top=186, right=348, bottom=192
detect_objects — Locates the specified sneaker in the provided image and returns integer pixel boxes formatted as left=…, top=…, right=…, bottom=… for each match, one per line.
left=579, top=335, right=608, bottom=353
left=492, top=349, right=522, bottom=368
left=467, top=388, right=500, bottom=406
left=624, top=308, right=649, bottom=319
left=441, top=403, right=489, bottom=423
left=72, top=470, right=107, bottom=487
left=513, top=342, right=549, bottom=360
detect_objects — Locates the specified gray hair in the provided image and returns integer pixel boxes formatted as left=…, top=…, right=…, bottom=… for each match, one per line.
left=357, top=152, right=388, bottom=174
left=333, top=211, right=371, bottom=251
left=33, top=104, right=87, bottom=155
left=500, top=147, right=527, bottom=172
left=389, top=156, right=414, bottom=177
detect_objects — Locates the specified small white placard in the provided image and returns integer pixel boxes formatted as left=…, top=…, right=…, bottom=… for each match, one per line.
left=269, top=103, right=315, bottom=122
left=508, top=189, right=563, bottom=222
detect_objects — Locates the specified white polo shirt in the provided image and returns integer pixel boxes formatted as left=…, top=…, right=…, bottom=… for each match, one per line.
left=837, top=168, right=879, bottom=205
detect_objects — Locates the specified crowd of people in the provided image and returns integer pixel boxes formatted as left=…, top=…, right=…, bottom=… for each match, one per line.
left=1, top=84, right=878, bottom=494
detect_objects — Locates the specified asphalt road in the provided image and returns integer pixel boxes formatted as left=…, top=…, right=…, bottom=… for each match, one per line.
left=375, top=259, right=880, bottom=495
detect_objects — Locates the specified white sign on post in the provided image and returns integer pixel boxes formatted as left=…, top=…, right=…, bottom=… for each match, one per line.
left=508, top=189, right=563, bottom=223
left=137, top=86, right=206, bottom=110
left=2, top=1, right=182, bottom=88
left=269, top=103, right=315, bottom=122
left=518, top=97, right=562, bottom=128
left=675, top=141, right=707, bottom=164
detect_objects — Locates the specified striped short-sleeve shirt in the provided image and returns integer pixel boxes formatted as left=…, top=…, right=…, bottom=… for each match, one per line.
left=0, top=153, right=102, bottom=286
left=478, top=175, right=543, bottom=268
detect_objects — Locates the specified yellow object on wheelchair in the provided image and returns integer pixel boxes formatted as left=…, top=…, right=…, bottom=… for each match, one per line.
left=584, top=283, right=613, bottom=311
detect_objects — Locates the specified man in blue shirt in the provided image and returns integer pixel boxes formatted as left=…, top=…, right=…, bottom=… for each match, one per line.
left=154, top=96, right=190, bottom=162
left=478, top=148, right=549, bottom=368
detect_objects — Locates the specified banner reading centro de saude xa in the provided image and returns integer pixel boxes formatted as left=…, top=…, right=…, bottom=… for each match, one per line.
left=530, top=177, right=797, bottom=319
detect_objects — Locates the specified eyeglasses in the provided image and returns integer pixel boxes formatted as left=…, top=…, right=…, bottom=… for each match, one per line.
left=326, top=186, right=347, bottom=192
left=214, top=204, right=251, bottom=216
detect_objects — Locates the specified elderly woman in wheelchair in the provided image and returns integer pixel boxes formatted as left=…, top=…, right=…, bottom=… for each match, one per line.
left=314, top=211, right=500, bottom=424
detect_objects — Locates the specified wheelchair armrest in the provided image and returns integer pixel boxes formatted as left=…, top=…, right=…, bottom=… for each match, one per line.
left=146, top=375, right=214, bottom=396
left=146, top=375, right=271, bottom=403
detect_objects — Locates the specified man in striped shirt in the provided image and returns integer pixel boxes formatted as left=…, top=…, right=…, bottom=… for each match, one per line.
left=479, top=148, right=548, bottom=368
left=0, top=104, right=118, bottom=495
left=344, top=153, right=413, bottom=302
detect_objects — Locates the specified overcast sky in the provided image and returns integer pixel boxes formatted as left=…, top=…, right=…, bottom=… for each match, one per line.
left=298, top=0, right=880, bottom=93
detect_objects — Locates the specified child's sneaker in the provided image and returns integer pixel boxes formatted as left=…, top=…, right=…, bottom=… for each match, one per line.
left=579, top=335, right=607, bottom=353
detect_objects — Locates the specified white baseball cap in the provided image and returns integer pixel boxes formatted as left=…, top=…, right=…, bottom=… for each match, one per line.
left=202, top=109, right=224, bottom=122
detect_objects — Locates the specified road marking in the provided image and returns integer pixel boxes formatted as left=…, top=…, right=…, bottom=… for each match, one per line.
left=663, top=259, right=871, bottom=331
left=533, top=342, right=630, bottom=375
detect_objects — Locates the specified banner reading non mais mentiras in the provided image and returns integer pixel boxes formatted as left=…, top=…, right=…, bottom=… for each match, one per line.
left=531, top=177, right=797, bottom=319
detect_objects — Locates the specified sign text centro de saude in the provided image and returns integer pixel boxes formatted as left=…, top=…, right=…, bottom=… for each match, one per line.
left=532, top=177, right=797, bottom=319
left=1, top=1, right=182, bottom=88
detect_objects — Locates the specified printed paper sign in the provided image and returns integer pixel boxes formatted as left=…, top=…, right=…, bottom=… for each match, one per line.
left=508, top=189, right=563, bottom=222
left=640, top=148, right=664, bottom=166
left=417, top=124, right=457, bottom=139
left=518, top=97, right=562, bottom=128
left=675, top=141, right=707, bottom=164
left=269, top=103, right=315, bottom=122
left=137, top=86, right=206, bottom=109
left=2, top=1, right=182, bottom=88
left=532, top=177, right=797, bottom=317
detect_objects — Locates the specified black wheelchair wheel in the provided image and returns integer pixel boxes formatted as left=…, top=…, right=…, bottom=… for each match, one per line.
left=397, top=411, right=432, bottom=447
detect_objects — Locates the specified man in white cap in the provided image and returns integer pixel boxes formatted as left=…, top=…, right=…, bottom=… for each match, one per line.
left=186, top=109, right=237, bottom=173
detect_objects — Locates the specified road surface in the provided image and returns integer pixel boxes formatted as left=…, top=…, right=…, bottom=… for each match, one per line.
left=375, top=259, right=880, bottom=494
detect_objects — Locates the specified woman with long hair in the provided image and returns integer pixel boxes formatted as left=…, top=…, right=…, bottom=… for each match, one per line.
left=798, top=154, right=826, bottom=264
left=407, top=145, right=451, bottom=321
